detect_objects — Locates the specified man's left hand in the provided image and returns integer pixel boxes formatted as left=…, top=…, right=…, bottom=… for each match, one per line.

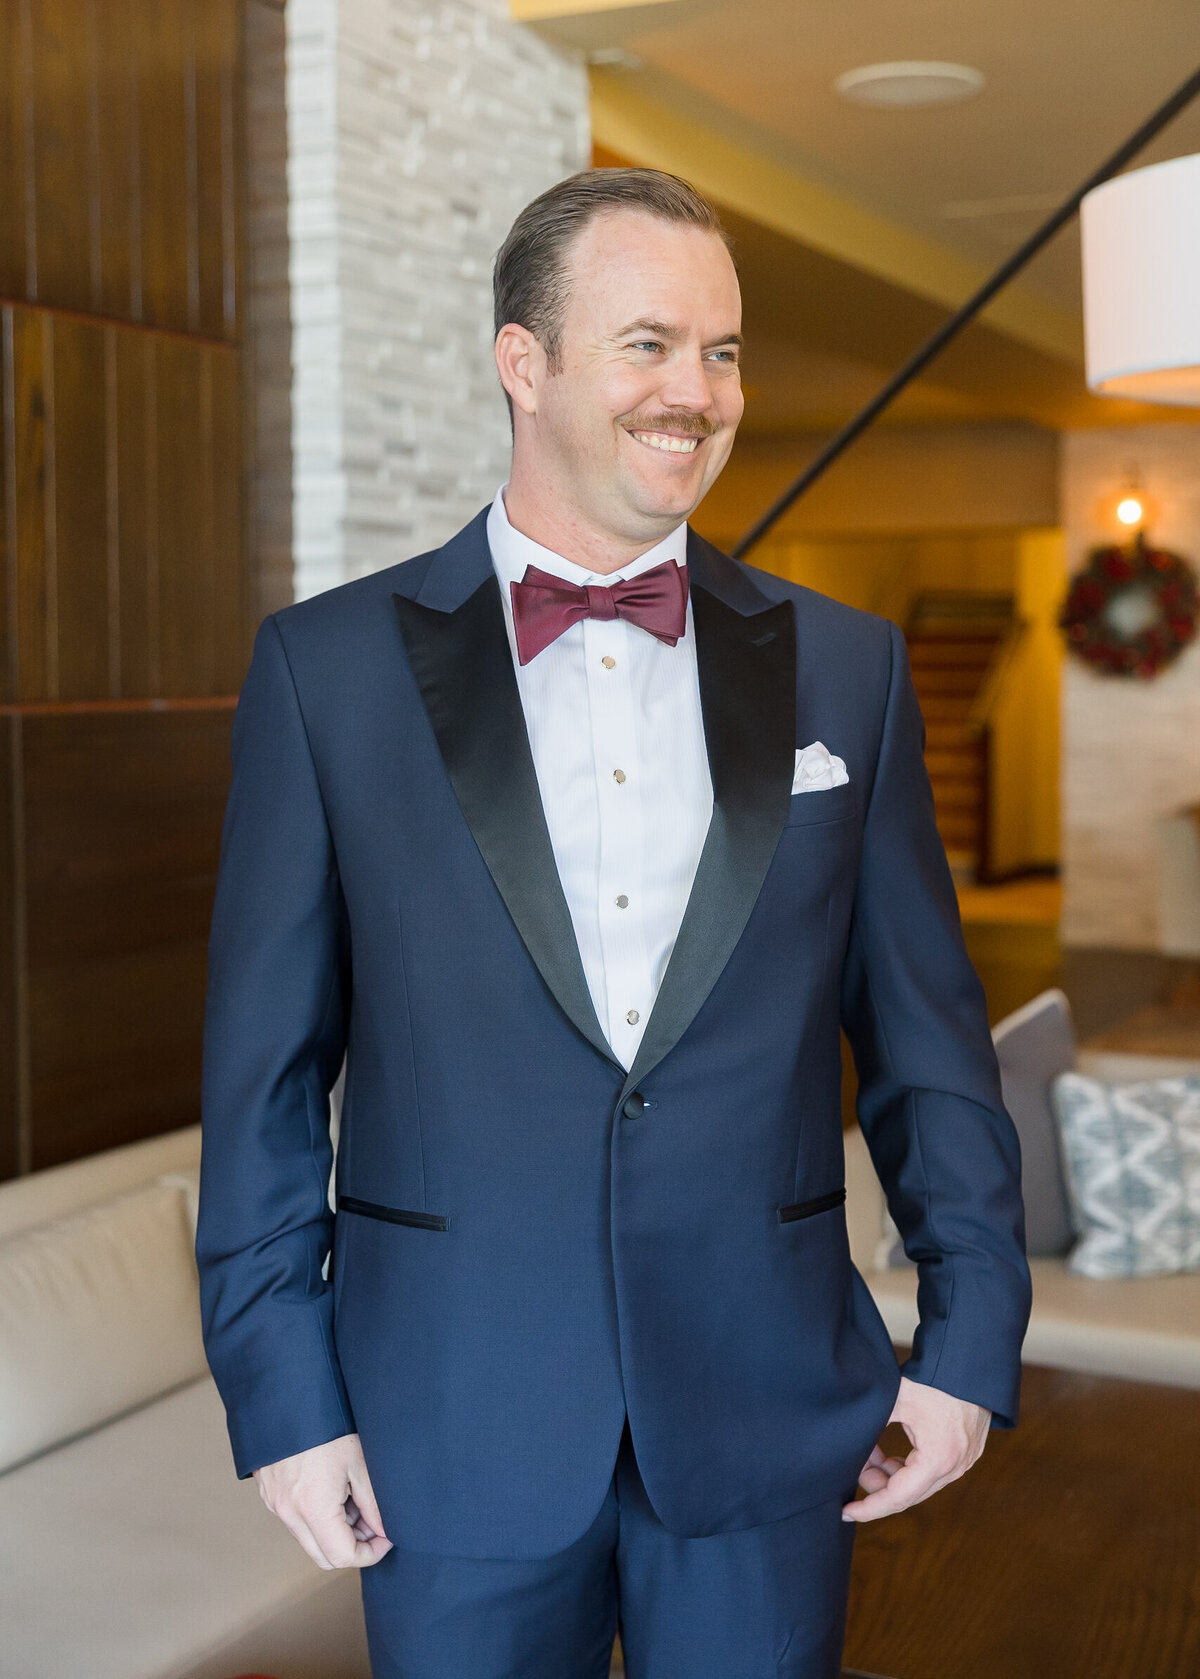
left=842, top=1376, right=990, bottom=1523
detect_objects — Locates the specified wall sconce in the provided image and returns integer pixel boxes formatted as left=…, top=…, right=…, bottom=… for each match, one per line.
left=1101, top=469, right=1157, bottom=537
left=1116, top=492, right=1145, bottom=529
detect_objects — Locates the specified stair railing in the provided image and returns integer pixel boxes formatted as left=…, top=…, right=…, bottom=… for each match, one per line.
left=966, top=620, right=1030, bottom=738
left=966, top=620, right=1032, bottom=882
left=731, top=63, right=1200, bottom=560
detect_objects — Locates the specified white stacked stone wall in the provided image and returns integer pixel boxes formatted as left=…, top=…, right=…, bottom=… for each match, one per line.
left=285, top=0, right=588, bottom=599
left=1061, top=426, right=1200, bottom=950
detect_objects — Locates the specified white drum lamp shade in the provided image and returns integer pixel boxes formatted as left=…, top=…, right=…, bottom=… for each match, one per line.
left=1082, top=152, right=1200, bottom=406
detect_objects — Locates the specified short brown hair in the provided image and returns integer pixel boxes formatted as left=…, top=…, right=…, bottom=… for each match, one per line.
left=493, top=167, right=731, bottom=370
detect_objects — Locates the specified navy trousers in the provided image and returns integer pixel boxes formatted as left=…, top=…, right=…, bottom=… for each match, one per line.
left=360, top=1422, right=857, bottom=1679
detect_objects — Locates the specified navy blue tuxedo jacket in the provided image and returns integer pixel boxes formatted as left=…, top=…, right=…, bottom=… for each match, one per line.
left=196, top=509, right=1031, bottom=1560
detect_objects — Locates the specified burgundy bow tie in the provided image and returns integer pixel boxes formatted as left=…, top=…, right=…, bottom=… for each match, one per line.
left=509, top=559, right=689, bottom=667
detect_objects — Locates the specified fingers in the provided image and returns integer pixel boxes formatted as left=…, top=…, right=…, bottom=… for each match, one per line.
left=842, top=1448, right=961, bottom=1523
left=266, top=1489, right=388, bottom=1568
left=856, top=1451, right=905, bottom=1496
left=842, top=1377, right=993, bottom=1522
left=285, top=1514, right=338, bottom=1571
left=305, top=1499, right=387, bottom=1568
left=348, top=1459, right=394, bottom=1556
left=253, top=1434, right=392, bottom=1569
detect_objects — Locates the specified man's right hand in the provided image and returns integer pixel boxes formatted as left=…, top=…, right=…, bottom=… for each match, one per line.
left=253, top=1432, right=393, bottom=1569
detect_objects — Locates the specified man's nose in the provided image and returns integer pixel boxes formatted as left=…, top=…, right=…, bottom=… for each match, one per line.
left=656, top=349, right=715, bottom=411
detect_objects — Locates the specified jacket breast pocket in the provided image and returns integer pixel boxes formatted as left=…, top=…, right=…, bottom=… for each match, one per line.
left=778, top=1187, right=846, bottom=1223
left=338, top=1194, right=448, bottom=1231
left=784, top=781, right=856, bottom=828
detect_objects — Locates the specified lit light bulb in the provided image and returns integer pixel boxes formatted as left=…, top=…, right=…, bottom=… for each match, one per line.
left=1116, top=496, right=1144, bottom=527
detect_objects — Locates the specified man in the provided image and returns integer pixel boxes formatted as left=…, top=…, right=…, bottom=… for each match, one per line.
left=197, top=169, right=1030, bottom=1678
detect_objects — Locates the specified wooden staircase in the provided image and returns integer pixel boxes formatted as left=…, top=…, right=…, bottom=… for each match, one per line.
left=904, top=594, right=1014, bottom=879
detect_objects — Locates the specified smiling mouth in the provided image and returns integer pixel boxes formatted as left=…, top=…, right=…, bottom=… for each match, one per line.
left=628, top=430, right=703, bottom=455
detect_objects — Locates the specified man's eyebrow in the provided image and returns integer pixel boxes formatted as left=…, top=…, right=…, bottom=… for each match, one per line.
left=611, top=318, right=682, bottom=341
left=609, top=318, right=744, bottom=348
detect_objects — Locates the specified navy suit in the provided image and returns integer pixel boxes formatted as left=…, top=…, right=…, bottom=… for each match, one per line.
left=197, top=510, right=1030, bottom=1583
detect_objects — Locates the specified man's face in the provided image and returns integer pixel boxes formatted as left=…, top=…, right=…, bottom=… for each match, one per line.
left=522, top=210, right=744, bottom=543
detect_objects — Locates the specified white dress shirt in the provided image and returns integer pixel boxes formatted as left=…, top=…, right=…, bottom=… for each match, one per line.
left=486, top=488, right=714, bottom=1070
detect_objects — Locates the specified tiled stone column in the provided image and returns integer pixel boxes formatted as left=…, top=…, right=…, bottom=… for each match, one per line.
left=285, top=0, right=589, bottom=599
left=1061, top=426, right=1200, bottom=951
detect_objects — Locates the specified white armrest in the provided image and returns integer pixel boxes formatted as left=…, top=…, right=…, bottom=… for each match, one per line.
left=844, top=1124, right=888, bottom=1275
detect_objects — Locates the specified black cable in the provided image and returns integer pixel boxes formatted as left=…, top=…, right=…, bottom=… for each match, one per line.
left=732, top=61, right=1200, bottom=559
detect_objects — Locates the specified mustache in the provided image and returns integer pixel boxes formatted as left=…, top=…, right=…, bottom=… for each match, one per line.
left=624, top=411, right=718, bottom=439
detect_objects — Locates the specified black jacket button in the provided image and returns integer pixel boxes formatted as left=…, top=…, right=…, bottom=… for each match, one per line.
left=622, top=1093, right=646, bottom=1119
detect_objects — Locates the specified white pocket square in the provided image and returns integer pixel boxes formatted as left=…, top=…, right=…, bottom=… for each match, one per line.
left=792, top=741, right=849, bottom=794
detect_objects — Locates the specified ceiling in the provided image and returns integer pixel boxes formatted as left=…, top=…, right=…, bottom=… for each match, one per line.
left=522, top=0, right=1200, bottom=433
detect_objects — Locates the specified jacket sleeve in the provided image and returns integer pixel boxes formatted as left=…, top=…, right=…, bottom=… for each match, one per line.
left=196, top=613, right=356, bottom=1477
left=839, top=618, right=1032, bottom=1426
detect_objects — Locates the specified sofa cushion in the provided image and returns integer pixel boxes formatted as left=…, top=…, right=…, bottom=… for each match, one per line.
left=0, top=1180, right=207, bottom=1473
left=867, top=1257, right=1200, bottom=1388
left=1052, top=1072, right=1200, bottom=1279
left=0, top=1125, right=201, bottom=1242
left=878, top=987, right=1078, bottom=1269
left=992, top=988, right=1077, bottom=1256
left=0, top=1376, right=370, bottom=1679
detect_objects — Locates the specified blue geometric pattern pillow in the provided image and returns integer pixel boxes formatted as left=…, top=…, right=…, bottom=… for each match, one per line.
left=1051, top=1073, right=1200, bottom=1279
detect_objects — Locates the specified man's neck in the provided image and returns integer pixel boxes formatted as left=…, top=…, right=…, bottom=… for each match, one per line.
left=501, top=474, right=681, bottom=578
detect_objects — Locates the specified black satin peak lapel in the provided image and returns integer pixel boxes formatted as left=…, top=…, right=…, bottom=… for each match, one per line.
left=393, top=577, right=619, bottom=1071
left=621, top=582, right=797, bottom=1096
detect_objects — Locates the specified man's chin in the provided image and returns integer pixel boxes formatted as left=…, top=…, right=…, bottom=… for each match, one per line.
left=622, top=472, right=708, bottom=530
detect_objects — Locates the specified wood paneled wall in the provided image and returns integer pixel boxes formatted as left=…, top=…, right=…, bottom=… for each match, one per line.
left=1, top=0, right=260, bottom=1178
left=2, top=312, right=245, bottom=701
left=0, top=0, right=240, bottom=339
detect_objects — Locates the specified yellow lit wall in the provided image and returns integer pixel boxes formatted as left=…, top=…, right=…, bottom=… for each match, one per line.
left=985, top=531, right=1064, bottom=875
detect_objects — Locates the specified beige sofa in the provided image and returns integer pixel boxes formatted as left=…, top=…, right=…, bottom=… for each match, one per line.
left=846, top=1048, right=1200, bottom=1391
left=0, top=1126, right=372, bottom=1679
left=4, top=1049, right=1196, bottom=1679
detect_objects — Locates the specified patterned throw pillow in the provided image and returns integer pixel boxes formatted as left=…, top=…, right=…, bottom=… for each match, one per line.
left=1051, top=1073, right=1200, bottom=1279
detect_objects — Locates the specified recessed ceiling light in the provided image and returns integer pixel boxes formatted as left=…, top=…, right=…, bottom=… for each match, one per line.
left=835, top=61, right=985, bottom=109
left=585, top=47, right=643, bottom=71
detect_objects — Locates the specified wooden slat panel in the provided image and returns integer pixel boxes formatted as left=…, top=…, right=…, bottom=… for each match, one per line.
left=8, top=308, right=52, bottom=701
left=155, top=335, right=214, bottom=694
left=112, top=328, right=157, bottom=696
left=0, top=2, right=32, bottom=299
left=194, top=0, right=240, bottom=341
left=2, top=0, right=241, bottom=339
left=93, top=0, right=142, bottom=322
left=47, top=312, right=111, bottom=698
left=244, top=0, right=293, bottom=621
left=209, top=344, right=249, bottom=687
left=0, top=716, right=21, bottom=1182
left=5, top=305, right=247, bottom=702
left=26, top=0, right=100, bottom=314
left=22, top=704, right=233, bottom=1169
left=133, top=0, right=193, bottom=332
left=2, top=307, right=14, bottom=702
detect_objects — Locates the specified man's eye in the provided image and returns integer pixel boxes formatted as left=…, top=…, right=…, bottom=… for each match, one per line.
left=708, top=348, right=739, bottom=363
left=630, top=341, right=663, bottom=353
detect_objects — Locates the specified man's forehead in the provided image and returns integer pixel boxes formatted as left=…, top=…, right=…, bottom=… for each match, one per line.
left=572, top=206, right=732, bottom=267
left=565, top=213, right=740, bottom=326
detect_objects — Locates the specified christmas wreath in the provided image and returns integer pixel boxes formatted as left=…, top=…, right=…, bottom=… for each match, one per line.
left=1059, top=532, right=1198, bottom=678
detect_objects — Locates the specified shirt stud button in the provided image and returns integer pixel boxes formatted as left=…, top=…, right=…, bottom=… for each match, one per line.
left=602, top=655, right=616, bottom=669
left=613, top=768, right=626, bottom=784
left=615, top=894, right=629, bottom=908
left=626, top=1008, right=639, bottom=1025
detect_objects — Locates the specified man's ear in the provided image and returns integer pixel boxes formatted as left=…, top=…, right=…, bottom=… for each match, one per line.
left=495, top=323, right=542, bottom=417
